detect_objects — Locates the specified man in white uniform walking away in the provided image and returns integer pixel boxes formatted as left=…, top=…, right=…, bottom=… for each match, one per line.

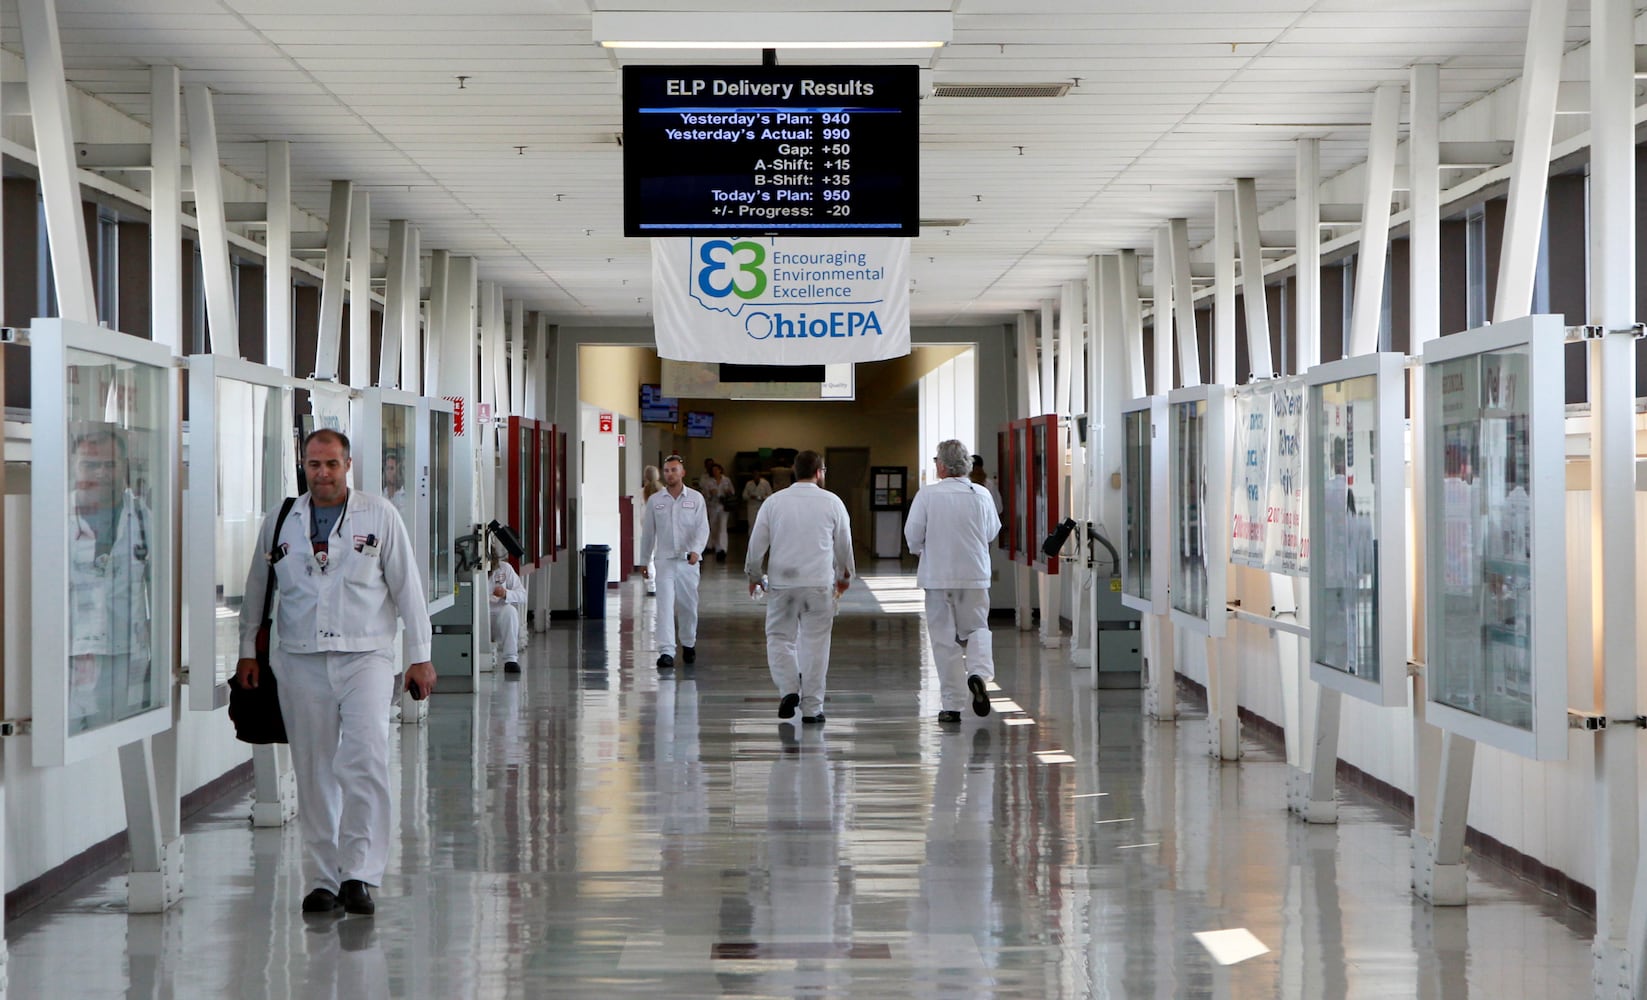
left=746, top=449, right=855, bottom=725
left=488, top=548, right=528, bottom=673
left=906, top=439, right=1000, bottom=724
left=236, top=429, right=436, bottom=917
left=640, top=455, right=710, bottom=670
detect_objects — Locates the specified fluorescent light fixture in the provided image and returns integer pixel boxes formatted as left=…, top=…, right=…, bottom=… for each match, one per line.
left=594, top=11, right=951, bottom=50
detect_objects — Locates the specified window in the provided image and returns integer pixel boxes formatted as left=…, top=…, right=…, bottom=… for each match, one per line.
left=1465, top=207, right=1488, bottom=329
left=95, top=208, right=119, bottom=329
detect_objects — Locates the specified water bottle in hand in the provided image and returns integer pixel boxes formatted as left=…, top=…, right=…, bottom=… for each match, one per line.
left=751, top=574, right=768, bottom=602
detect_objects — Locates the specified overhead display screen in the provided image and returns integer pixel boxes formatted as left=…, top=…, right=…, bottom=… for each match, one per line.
left=622, top=64, right=919, bottom=237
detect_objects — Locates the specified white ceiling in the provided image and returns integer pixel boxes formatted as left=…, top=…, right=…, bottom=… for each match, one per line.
left=5, top=0, right=1587, bottom=325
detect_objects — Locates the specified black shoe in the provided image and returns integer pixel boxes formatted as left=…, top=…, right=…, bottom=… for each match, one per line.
left=656, top=653, right=675, bottom=670
left=504, top=661, right=520, bottom=674
left=801, top=713, right=825, bottom=725
left=778, top=721, right=799, bottom=750
left=778, top=693, right=800, bottom=719
left=968, top=675, right=992, bottom=717
left=683, top=646, right=696, bottom=664
left=301, top=887, right=343, bottom=914
left=937, top=710, right=963, bottom=724
left=716, top=551, right=727, bottom=563
left=339, top=879, right=375, bottom=916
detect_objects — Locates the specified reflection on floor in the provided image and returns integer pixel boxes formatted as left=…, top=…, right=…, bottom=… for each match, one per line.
left=5, top=558, right=1595, bottom=998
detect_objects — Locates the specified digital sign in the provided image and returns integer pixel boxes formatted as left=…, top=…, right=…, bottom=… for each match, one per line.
left=623, top=65, right=919, bottom=237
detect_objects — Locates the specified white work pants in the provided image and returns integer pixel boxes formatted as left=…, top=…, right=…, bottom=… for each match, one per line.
left=708, top=509, right=730, bottom=553
left=489, top=603, right=520, bottom=661
left=654, top=557, right=701, bottom=653
left=765, top=587, right=836, bottom=716
left=925, top=588, right=995, bottom=713
left=273, top=647, right=395, bottom=892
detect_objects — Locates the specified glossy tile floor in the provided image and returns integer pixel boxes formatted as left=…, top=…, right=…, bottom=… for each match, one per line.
left=7, top=557, right=1595, bottom=998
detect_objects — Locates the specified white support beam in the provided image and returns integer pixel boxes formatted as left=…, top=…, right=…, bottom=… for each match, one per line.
left=19, top=0, right=96, bottom=324
left=492, top=286, right=509, bottom=422
left=1015, top=311, right=1038, bottom=420
left=149, top=66, right=181, bottom=354
left=1493, top=0, right=1568, bottom=321
left=1168, top=218, right=1200, bottom=387
left=1349, top=83, right=1402, bottom=358
left=183, top=85, right=238, bottom=356
left=313, top=180, right=353, bottom=381
left=380, top=219, right=408, bottom=390
left=1039, top=298, right=1057, bottom=414
left=511, top=298, right=527, bottom=416
left=347, top=191, right=371, bottom=389
left=1152, top=228, right=1174, bottom=391
left=425, top=249, right=449, bottom=395
left=264, top=141, right=292, bottom=374
left=1234, top=179, right=1273, bottom=378
left=1214, top=191, right=1237, bottom=386
left=1591, top=2, right=1642, bottom=993
left=1409, top=66, right=1442, bottom=348
left=1296, top=141, right=1322, bottom=373
left=402, top=225, right=422, bottom=393
left=1118, top=250, right=1146, bottom=399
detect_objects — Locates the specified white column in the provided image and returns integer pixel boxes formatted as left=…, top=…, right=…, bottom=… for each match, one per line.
left=1295, top=140, right=1322, bottom=373
left=313, top=180, right=353, bottom=380
left=1234, top=178, right=1273, bottom=378
left=182, top=84, right=237, bottom=355
left=149, top=67, right=182, bottom=353
left=379, top=220, right=408, bottom=390
left=19, top=0, right=95, bottom=323
left=1168, top=218, right=1200, bottom=387
left=1118, top=250, right=1146, bottom=399
left=425, top=250, right=450, bottom=395
left=1214, top=191, right=1237, bottom=386
left=401, top=226, right=421, bottom=393
left=264, top=141, right=292, bottom=374
left=1591, top=0, right=1641, bottom=991
left=1493, top=0, right=1569, bottom=322
left=346, top=192, right=371, bottom=388
left=1017, top=311, right=1042, bottom=418
left=440, top=257, right=484, bottom=689
left=1039, top=298, right=1057, bottom=415
left=1152, top=227, right=1174, bottom=392
left=1055, top=282, right=1075, bottom=415
left=1348, top=83, right=1402, bottom=358
left=511, top=299, right=527, bottom=415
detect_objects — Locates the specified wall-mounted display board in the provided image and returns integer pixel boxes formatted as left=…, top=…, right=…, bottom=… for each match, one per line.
left=1011, top=422, right=1030, bottom=564
left=1168, top=385, right=1231, bottom=637
left=1229, top=377, right=1309, bottom=576
left=538, top=424, right=554, bottom=565
left=33, top=319, right=178, bottom=766
left=1120, top=396, right=1168, bottom=615
left=185, top=356, right=299, bottom=712
left=421, top=397, right=458, bottom=613
left=506, top=416, right=539, bottom=574
left=1030, top=414, right=1064, bottom=574
left=1305, top=353, right=1409, bottom=707
left=555, top=427, right=569, bottom=557
left=1421, top=315, right=1567, bottom=760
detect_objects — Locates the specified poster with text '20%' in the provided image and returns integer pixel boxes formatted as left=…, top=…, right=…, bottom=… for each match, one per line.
left=652, top=237, right=910, bottom=365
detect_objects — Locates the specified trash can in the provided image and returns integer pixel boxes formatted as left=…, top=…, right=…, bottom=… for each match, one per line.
left=581, top=544, right=611, bottom=618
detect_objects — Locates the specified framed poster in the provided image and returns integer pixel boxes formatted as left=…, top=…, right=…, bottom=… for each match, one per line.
left=1120, top=395, right=1168, bottom=615
left=1167, top=385, right=1231, bottom=637
left=1305, top=353, right=1409, bottom=707
left=1421, top=316, right=1566, bottom=760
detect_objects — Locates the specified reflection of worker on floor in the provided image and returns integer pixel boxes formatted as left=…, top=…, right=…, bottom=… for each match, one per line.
left=911, top=728, right=996, bottom=995
left=753, top=726, right=848, bottom=990
left=654, top=674, right=708, bottom=838
left=488, top=548, right=527, bottom=674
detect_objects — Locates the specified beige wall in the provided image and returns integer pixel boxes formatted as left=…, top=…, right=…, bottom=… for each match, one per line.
left=578, top=344, right=660, bottom=420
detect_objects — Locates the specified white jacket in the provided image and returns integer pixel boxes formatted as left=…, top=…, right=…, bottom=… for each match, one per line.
left=745, top=481, right=855, bottom=590
left=639, top=486, right=711, bottom=563
left=905, top=476, right=1001, bottom=590
left=489, top=562, right=527, bottom=609
left=238, top=490, right=434, bottom=663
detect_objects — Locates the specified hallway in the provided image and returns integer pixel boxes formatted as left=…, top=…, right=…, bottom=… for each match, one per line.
left=5, top=562, right=1594, bottom=998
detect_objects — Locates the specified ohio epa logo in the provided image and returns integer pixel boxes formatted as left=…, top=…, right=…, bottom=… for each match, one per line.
left=696, top=239, right=767, bottom=301
left=744, top=310, right=884, bottom=341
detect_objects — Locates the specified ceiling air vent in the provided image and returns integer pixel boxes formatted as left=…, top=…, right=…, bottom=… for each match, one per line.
left=931, top=82, right=1071, bottom=99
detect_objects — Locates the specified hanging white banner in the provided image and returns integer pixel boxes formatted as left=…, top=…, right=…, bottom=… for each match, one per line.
left=651, top=237, right=911, bottom=364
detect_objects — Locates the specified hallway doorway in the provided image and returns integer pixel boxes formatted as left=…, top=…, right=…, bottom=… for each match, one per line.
left=825, top=446, right=872, bottom=555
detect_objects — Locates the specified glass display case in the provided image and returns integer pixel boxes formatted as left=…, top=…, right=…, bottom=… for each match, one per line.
left=1421, top=315, right=1566, bottom=761
left=184, top=356, right=299, bottom=712
left=1167, top=384, right=1231, bottom=638
left=1305, top=353, right=1409, bottom=707
left=1031, top=414, right=1064, bottom=574
left=31, top=319, right=178, bottom=766
left=1012, top=421, right=1030, bottom=565
left=421, top=397, right=457, bottom=613
left=1228, top=377, right=1309, bottom=576
left=556, top=427, right=569, bottom=555
left=506, top=416, right=537, bottom=575
left=538, top=423, right=554, bottom=565
left=1120, top=395, right=1168, bottom=615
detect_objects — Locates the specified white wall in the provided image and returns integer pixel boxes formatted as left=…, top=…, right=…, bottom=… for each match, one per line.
left=579, top=403, right=623, bottom=585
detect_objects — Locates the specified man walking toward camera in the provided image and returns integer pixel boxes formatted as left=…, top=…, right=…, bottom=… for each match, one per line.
left=906, top=439, right=1000, bottom=724
left=746, top=450, right=854, bottom=726
left=641, top=455, right=710, bottom=670
left=237, top=429, right=435, bottom=917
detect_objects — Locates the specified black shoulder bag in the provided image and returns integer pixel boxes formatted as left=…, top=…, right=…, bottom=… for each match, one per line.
left=228, top=497, right=296, bottom=744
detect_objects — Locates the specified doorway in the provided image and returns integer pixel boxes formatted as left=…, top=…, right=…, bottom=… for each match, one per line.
left=824, top=446, right=872, bottom=555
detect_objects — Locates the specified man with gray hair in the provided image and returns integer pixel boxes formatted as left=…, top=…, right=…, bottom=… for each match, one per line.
left=905, top=439, right=1001, bottom=724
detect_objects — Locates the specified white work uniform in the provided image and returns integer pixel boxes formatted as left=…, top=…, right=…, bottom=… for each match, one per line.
left=488, top=561, right=527, bottom=662
left=743, top=477, right=772, bottom=525
left=700, top=474, right=734, bottom=552
left=639, top=486, right=710, bottom=654
left=239, top=489, right=432, bottom=894
left=905, top=476, right=1001, bottom=713
left=68, top=492, right=154, bottom=733
left=745, top=481, right=855, bottom=717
